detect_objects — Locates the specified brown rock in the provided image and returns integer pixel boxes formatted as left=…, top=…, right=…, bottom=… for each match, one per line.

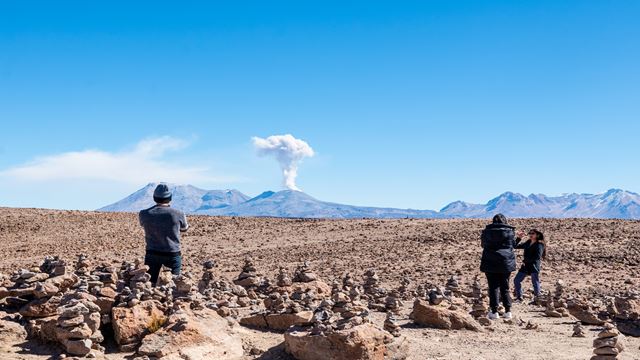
left=240, top=311, right=314, bottom=331
left=284, top=323, right=392, bottom=360
left=19, top=296, right=61, bottom=318
left=137, top=309, right=243, bottom=359
left=567, top=302, right=605, bottom=326
left=410, top=299, right=482, bottom=331
left=112, top=300, right=166, bottom=347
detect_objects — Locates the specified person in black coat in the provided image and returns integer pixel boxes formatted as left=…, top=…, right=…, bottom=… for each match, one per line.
left=480, top=213, right=517, bottom=320
left=513, top=229, right=546, bottom=302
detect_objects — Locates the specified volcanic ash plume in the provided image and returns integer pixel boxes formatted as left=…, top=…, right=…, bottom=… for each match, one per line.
left=252, top=134, right=315, bottom=191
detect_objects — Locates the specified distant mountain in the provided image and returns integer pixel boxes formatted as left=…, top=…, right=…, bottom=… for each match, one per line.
left=99, top=184, right=640, bottom=219
left=99, top=183, right=250, bottom=213
left=200, top=190, right=440, bottom=219
left=439, top=189, right=640, bottom=219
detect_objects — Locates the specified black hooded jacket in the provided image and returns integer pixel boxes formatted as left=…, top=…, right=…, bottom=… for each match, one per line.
left=480, top=223, right=517, bottom=273
left=515, top=238, right=545, bottom=274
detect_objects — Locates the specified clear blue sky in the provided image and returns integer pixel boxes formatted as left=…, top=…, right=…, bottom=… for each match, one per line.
left=1, top=1, right=639, bottom=210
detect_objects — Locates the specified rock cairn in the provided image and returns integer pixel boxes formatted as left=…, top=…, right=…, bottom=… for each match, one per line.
left=384, top=311, right=401, bottom=337
left=293, top=261, right=318, bottom=283
left=591, top=323, right=625, bottom=359
left=362, top=269, right=387, bottom=310
left=384, top=289, right=403, bottom=313
left=276, top=267, right=293, bottom=287
left=398, top=275, right=412, bottom=300
left=469, top=275, right=487, bottom=318
left=234, top=257, right=264, bottom=290
left=55, top=293, right=103, bottom=356
left=445, top=275, right=461, bottom=297
left=198, top=260, right=252, bottom=316
left=573, top=322, right=586, bottom=337
left=115, top=259, right=154, bottom=308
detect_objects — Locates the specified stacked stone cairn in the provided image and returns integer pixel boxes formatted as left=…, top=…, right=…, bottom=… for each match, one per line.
left=383, top=311, right=401, bottom=337
left=197, top=260, right=251, bottom=316
left=234, top=257, right=265, bottom=297
left=398, top=275, right=412, bottom=300
left=115, top=259, right=154, bottom=308
left=362, top=269, right=387, bottom=310
left=384, top=289, right=403, bottom=313
left=469, top=275, right=487, bottom=318
left=331, top=281, right=369, bottom=330
left=591, top=323, right=625, bottom=359
left=573, top=322, right=587, bottom=337
left=292, top=261, right=318, bottom=283
left=54, top=292, right=103, bottom=356
left=276, top=267, right=293, bottom=287
left=445, top=275, right=462, bottom=297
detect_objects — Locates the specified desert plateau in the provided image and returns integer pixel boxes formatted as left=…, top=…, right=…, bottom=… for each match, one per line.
left=0, top=207, right=638, bottom=359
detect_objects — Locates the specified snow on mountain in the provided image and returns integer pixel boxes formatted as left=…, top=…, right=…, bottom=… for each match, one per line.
left=99, top=183, right=250, bottom=213
left=201, top=190, right=441, bottom=219
left=99, top=184, right=640, bottom=219
left=440, top=189, right=640, bottom=219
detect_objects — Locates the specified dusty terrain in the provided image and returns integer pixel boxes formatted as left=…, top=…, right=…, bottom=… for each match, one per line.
left=0, top=207, right=639, bottom=359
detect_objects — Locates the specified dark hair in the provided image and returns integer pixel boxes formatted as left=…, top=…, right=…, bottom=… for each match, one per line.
left=530, top=229, right=547, bottom=259
left=492, top=213, right=508, bottom=225
left=154, top=195, right=172, bottom=204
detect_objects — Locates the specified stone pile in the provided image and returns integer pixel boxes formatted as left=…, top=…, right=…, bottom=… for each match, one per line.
left=591, top=323, right=625, bottom=359
left=115, top=259, right=154, bottom=308
left=398, top=275, right=412, bottom=299
left=384, top=289, right=403, bottom=313
left=445, top=275, right=461, bottom=297
left=469, top=276, right=487, bottom=318
left=234, top=257, right=264, bottom=291
left=276, top=267, right=293, bottom=287
left=293, top=261, right=318, bottom=283
left=239, top=266, right=321, bottom=331
left=384, top=311, right=401, bottom=337
left=362, top=269, right=387, bottom=310
left=54, top=293, right=103, bottom=356
left=572, top=322, right=586, bottom=337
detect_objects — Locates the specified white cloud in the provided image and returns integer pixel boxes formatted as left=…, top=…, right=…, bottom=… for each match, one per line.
left=0, top=136, right=219, bottom=184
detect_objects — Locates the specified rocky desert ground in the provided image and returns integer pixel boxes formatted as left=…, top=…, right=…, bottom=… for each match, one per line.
left=0, top=207, right=639, bottom=360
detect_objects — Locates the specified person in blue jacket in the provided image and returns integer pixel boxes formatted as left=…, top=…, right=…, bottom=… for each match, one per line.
left=513, top=229, right=546, bottom=303
left=480, top=213, right=517, bottom=320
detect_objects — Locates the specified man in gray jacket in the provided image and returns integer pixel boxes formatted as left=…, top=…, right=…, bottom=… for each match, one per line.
left=139, top=183, right=189, bottom=284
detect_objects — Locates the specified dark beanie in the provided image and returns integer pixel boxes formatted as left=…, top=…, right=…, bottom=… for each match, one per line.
left=492, top=213, right=508, bottom=225
left=153, top=183, right=172, bottom=200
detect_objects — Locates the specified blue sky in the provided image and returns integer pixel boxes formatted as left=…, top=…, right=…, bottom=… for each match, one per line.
left=0, top=1, right=639, bottom=210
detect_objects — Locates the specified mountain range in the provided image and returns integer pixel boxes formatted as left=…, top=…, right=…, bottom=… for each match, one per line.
left=98, top=183, right=640, bottom=219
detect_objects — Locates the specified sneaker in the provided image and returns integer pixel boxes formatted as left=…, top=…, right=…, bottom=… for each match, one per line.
left=503, top=311, right=513, bottom=320
left=487, top=312, right=500, bottom=320
left=514, top=297, right=523, bottom=303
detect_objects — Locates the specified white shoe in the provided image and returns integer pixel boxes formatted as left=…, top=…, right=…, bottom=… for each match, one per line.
left=488, top=312, right=500, bottom=320
left=503, top=312, right=513, bottom=320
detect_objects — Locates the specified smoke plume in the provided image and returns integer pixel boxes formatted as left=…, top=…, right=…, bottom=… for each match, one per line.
left=252, top=134, right=315, bottom=191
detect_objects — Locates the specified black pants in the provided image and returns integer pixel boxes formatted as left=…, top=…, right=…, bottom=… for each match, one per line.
left=144, top=250, right=182, bottom=284
left=485, top=272, right=512, bottom=313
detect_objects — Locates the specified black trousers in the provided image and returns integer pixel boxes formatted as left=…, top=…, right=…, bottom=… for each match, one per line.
left=144, top=250, right=182, bottom=284
left=485, top=272, right=512, bottom=313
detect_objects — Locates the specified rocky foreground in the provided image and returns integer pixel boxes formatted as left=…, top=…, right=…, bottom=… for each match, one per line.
left=0, top=208, right=639, bottom=359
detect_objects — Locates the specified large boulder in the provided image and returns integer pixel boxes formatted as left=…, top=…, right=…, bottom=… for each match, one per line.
left=240, top=311, right=314, bottom=331
left=567, top=301, right=605, bottom=326
left=410, top=299, right=482, bottom=331
left=138, top=308, right=243, bottom=360
left=284, top=323, right=393, bottom=360
left=112, top=300, right=167, bottom=349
